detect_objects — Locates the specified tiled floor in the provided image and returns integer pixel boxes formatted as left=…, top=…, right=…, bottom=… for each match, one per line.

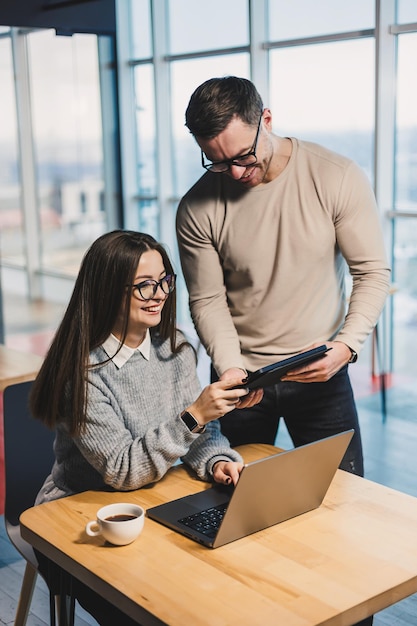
left=0, top=516, right=97, bottom=625
left=0, top=292, right=417, bottom=625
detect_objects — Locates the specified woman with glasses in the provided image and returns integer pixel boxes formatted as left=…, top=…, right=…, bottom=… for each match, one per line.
left=31, top=230, right=261, bottom=505
left=30, top=230, right=261, bottom=625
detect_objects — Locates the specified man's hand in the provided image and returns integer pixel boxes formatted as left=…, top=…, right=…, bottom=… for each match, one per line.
left=280, top=341, right=353, bottom=383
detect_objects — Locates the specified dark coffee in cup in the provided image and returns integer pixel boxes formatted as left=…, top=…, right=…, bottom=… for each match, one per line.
left=86, top=503, right=145, bottom=545
left=105, top=514, right=138, bottom=522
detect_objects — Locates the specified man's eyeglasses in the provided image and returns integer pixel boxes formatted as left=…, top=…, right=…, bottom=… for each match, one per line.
left=201, top=111, right=263, bottom=173
left=129, top=274, right=176, bottom=300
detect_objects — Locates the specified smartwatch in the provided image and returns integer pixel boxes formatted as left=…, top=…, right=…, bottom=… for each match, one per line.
left=348, top=348, right=358, bottom=363
left=180, top=411, right=206, bottom=434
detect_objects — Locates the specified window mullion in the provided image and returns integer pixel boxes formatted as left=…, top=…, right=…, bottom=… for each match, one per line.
left=151, top=0, right=176, bottom=249
left=11, top=28, right=42, bottom=299
left=374, top=0, right=396, bottom=375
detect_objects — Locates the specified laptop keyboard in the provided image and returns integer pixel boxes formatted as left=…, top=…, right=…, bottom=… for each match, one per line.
left=179, top=503, right=228, bottom=538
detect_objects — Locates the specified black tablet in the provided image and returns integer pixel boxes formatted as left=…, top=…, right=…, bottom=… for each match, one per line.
left=234, top=345, right=332, bottom=390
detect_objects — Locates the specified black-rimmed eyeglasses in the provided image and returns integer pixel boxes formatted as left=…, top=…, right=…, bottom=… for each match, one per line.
left=129, top=274, right=176, bottom=300
left=201, top=111, right=263, bottom=173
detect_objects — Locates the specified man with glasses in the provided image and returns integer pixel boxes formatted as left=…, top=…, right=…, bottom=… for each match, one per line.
left=176, top=77, right=390, bottom=492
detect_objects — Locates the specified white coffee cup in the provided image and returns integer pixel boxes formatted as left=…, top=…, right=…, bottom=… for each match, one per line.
left=85, top=502, right=145, bottom=546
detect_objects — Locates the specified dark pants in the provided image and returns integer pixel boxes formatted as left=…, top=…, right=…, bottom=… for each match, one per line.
left=217, top=364, right=364, bottom=476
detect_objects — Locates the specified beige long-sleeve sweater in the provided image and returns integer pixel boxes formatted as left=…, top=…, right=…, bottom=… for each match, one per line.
left=176, top=138, right=391, bottom=375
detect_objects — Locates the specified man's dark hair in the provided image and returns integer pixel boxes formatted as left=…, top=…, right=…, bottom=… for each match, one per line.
left=185, top=76, right=264, bottom=138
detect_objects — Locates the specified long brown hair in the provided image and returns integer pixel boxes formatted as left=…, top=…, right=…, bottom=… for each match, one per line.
left=30, top=230, right=185, bottom=435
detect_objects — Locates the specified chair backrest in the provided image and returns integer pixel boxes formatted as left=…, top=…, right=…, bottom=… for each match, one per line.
left=3, top=380, right=55, bottom=526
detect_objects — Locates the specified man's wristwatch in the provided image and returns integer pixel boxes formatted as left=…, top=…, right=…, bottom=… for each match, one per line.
left=348, top=348, right=358, bottom=363
left=180, top=410, right=206, bottom=434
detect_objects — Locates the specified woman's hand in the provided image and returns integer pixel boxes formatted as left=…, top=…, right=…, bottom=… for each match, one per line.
left=212, top=460, right=244, bottom=486
left=220, top=368, right=264, bottom=409
left=185, top=378, right=262, bottom=426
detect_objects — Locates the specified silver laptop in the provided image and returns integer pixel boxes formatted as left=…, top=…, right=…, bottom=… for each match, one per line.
left=147, top=429, right=354, bottom=548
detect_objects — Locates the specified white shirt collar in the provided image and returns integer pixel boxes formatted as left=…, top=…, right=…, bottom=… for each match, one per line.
left=102, top=329, right=151, bottom=368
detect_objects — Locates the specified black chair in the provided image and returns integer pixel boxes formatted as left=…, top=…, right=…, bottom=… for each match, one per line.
left=3, top=380, right=75, bottom=626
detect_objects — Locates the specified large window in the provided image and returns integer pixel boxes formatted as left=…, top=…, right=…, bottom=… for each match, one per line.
left=115, top=0, right=417, bottom=383
left=0, top=26, right=115, bottom=311
left=269, top=38, right=374, bottom=177
left=28, top=30, right=106, bottom=275
left=2, top=2, right=417, bottom=385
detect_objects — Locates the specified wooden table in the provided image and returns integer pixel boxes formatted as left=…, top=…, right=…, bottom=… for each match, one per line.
left=20, top=444, right=417, bottom=626
left=0, top=345, right=43, bottom=391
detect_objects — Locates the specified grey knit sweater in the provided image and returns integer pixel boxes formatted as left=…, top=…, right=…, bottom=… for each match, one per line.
left=36, top=334, right=242, bottom=504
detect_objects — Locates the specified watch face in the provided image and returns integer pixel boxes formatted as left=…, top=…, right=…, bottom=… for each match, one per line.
left=181, top=411, right=199, bottom=431
left=349, top=350, right=358, bottom=363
